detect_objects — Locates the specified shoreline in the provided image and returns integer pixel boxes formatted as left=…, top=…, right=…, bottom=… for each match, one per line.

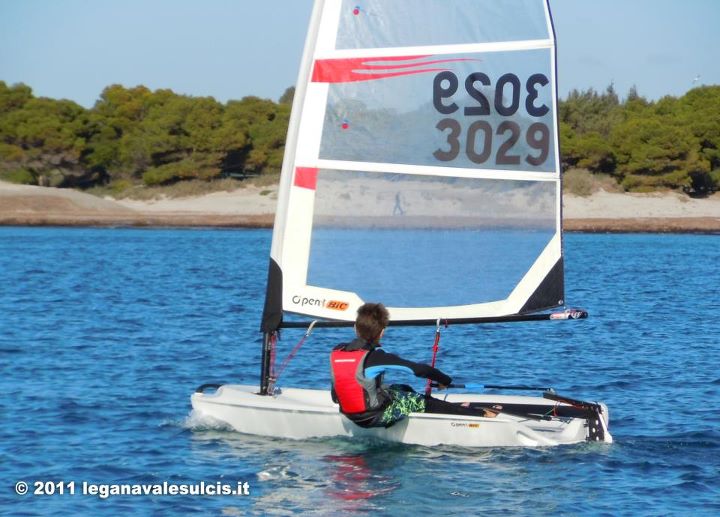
left=2, top=216, right=718, bottom=233
left=563, top=217, right=720, bottom=233
left=1, top=182, right=719, bottom=233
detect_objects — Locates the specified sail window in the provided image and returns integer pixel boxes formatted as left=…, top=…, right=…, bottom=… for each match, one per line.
left=307, top=170, right=556, bottom=307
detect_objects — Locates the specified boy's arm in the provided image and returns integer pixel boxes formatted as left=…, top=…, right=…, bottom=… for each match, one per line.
left=364, top=349, right=452, bottom=386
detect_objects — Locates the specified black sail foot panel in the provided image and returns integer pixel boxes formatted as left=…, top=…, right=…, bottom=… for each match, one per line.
left=520, top=257, right=564, bottom=314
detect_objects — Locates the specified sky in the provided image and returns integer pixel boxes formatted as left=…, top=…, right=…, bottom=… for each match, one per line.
left=0, top=0, right=718, bottom=108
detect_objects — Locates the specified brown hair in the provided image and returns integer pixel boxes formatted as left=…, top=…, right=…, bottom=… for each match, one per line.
left=355, top=302, right=389, bottom=344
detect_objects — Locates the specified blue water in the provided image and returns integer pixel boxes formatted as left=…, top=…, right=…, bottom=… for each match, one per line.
left=1, top=227, right=718, bottom=516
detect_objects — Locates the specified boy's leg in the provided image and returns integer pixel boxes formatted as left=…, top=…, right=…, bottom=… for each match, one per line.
left=379, top=387, right=426, bottom=426
left=424, top=396, right=497, bottom=418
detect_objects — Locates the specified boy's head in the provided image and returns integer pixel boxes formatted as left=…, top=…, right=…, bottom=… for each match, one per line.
left=355, top=302, right=389, bottom=344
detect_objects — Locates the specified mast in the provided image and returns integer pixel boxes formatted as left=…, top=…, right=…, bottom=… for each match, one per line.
left=259, top=332, right=273, bottom=395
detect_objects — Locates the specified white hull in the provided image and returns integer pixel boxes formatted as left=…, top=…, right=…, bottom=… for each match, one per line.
left=191, top=385, right=611, bottom=448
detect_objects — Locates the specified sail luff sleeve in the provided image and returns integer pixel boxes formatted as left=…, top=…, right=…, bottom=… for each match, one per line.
left=260, top=258, right=284, bottom=333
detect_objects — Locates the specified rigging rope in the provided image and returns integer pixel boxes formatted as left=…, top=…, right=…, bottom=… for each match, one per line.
left=268, top=321, right=317, bottom=392
left=424, top=319, right=446, bottom=396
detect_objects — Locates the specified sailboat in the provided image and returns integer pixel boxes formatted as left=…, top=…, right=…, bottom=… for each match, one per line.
left=191, top=0, right=612, bottom=447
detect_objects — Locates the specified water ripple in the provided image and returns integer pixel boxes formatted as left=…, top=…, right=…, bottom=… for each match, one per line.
left=1, top=229, right=718, bottom=515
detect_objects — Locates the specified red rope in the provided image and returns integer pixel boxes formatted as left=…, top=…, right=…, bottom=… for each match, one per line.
left=425, top=320, right=445, bottom=396
left=271, top=321, right=317, bottom=390
left=274, top=334, right=308, bottom=380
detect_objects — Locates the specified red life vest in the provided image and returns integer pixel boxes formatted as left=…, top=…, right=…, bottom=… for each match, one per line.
left=330, top=349, right=369, bottom=414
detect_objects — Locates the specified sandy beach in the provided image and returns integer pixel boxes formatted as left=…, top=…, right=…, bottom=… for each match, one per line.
left=1, top=181, right=719, bottom=232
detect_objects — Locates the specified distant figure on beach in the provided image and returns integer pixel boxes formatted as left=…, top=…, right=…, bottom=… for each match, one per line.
left=393, top=192, right=405, bottom=216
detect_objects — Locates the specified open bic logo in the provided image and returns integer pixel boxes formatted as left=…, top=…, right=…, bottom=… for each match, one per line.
left=326, top=300, right=349, bottom=311
left=291, top=295, right=349, bottom=311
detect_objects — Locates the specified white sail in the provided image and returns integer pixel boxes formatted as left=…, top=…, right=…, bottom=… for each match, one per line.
left=265, top=0, right=563, bottom=325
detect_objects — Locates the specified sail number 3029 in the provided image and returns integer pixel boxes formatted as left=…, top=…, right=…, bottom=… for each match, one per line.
left=432, top=71, right=551, bottom=166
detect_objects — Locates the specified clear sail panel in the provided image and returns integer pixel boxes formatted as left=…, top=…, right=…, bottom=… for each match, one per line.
left=306, top=170, right=556, bottom=308
left=316, top=49, right=556, bottom=173
left=335, top=0, right=549, bottom=49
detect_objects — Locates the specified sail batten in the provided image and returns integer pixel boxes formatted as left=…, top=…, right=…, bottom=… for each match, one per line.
left=313, top=159, right=559, bottom=181
left=314, top=40, right=554, bottom=60
left=264, top=0, right=563, bottom=328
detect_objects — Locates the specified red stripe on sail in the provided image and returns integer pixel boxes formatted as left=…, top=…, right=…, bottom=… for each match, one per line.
left=312, top=55, right=476, bottom=83
left=294, top=167, right=318, bottom=190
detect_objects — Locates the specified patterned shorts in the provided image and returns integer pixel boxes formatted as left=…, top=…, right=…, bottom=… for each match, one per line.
left=380, top=385, right=426, bottom=426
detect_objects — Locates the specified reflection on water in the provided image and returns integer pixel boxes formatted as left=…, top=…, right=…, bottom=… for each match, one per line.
left=186, top=410, right=630, bottom=515
left=323, top=454, right=398, bottom=508
left=188, top=427, right=406, bottom=515
left=188, top=419, right=583, bottom=515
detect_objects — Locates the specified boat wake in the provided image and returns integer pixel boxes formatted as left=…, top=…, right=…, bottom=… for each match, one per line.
left=183, top=409, right=234, bottom=432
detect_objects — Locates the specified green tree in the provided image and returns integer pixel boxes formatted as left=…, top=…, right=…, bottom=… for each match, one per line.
left=611, top=111, right=704, bottom=191
left=559, top=84, right=623, bottom=138
left=678, top=86, right=720, bottom=193
left=228, top=96, right=289, bottom=175
left=573, top=132, right=616, bottom=173
left=278, top=86, right=295, bottom=105
left=84, top=84, right=154, bottom=178
left=0, top=82, right=92, bottom=186
left=139, top=93, right=226, bottom=185
left=0, top=81, right=33, bottom=114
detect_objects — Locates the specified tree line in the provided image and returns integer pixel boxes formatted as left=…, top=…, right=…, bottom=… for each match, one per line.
left=0, top=82, right=294, bottom=189
left=1, top=80, right=718, bottom=195
left=560, top=84, right=719, bottom=195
